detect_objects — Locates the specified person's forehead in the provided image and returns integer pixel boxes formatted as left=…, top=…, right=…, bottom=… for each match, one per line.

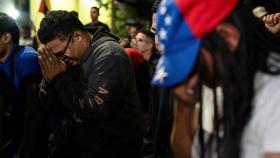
left=46, top=38, right=65, bottom=52
left=137, top=33, right=151, bottom=40
left=136, top=33, right=145, bottom=38
left=91, top=8, right=99, bottom=13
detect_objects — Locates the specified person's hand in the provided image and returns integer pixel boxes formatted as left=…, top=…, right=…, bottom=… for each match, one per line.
left=38, top=45, right=67, bottom=81
left=172, top=73, right=199, bottom=107
left=263, top=13, right=280, bottom=35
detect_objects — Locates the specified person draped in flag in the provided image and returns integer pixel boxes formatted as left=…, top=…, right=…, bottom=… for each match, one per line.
left=152, top=0, right=280, bottom=158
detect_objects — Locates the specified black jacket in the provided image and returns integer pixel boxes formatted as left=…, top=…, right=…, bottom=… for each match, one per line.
left=39, top=28, right=145, bottom=158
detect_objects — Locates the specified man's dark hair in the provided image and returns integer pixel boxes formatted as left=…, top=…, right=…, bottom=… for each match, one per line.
left=130, top=22, right=143, bottom=30
left=91, top=6, right=100, bottom=13
left=151, top=0, right=162, bottom=13
left=70, top=11, right=78, bottom=17
left=0, top=12, right=19, bottom=44
left=38, top=10, right=86, bottom=44
left=138, top=29, right=155, bottom=41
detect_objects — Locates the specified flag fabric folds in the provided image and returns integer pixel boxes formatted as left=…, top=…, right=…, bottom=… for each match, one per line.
left=152, top=0, right=238, bottom=87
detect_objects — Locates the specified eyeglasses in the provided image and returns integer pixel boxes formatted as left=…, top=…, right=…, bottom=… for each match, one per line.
left=53, top=32, right=74, bottom=59
left=151, top=27, right=157, bottom=35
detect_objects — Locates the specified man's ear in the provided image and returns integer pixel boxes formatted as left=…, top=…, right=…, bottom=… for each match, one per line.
left=1, top=33, right=12, bottom=44
left=73, top=31, right=83, bottom=41
left=215, top=22, right=240, bottom=52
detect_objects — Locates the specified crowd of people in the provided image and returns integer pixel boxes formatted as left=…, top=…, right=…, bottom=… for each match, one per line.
left=0, top=0, right=280, bottom=158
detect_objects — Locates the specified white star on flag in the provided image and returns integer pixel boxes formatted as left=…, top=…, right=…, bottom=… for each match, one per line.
left=154, top=67, right=168, bottom=83
left=160, top=0, right=167, bottom=5
left=161, top=0, right=167, bottom=5
left=159, top=28, right=167, bottom=40
left=164, top=15, right=172, bottom=25
left=159, top=6, right=167, bottom=15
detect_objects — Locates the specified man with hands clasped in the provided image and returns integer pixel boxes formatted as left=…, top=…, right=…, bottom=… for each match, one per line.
left=37, top=10, right=145, bottom=158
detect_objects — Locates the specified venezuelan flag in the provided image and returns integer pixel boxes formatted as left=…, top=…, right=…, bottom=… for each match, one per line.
left=39, top=0, right=51, bottom=14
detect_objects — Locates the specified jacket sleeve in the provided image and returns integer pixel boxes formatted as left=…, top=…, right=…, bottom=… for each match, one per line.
left=51, top=45, right=132, bottom=122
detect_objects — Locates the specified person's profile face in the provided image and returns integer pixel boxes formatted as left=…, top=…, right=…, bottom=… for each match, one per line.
left=135, top=33, right=153, bottom=52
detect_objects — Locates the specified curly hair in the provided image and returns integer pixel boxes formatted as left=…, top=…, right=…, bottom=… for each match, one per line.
left=38, top=10, right=86, bottom=44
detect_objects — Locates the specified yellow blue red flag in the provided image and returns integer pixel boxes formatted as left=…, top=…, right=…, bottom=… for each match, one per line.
left=39, top=0, right=51, bottom=14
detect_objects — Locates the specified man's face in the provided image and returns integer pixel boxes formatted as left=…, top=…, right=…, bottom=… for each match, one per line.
left=90, top=8, right=99, bottom=21
left=135, top=33, right=153, bottom=53
left=45, top=33, right=81, bottom=65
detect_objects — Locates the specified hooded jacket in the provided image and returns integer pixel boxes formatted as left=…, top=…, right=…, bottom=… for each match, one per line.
left=39, top=27, right=145, bottom=157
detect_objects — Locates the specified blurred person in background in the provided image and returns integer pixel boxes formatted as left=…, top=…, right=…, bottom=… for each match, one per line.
left=84, top=6, right=110, bottom=32
left=0, top=12, right=44, bottom=158
left=148, top=0, right=175, bottom=157
left=135, top=29, right=160, bottom=75
left=129, top=24, right=140, bottom=39
left=19, top=24, right=38, bottom=50
left=125, top=48, right=150, bottom=120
